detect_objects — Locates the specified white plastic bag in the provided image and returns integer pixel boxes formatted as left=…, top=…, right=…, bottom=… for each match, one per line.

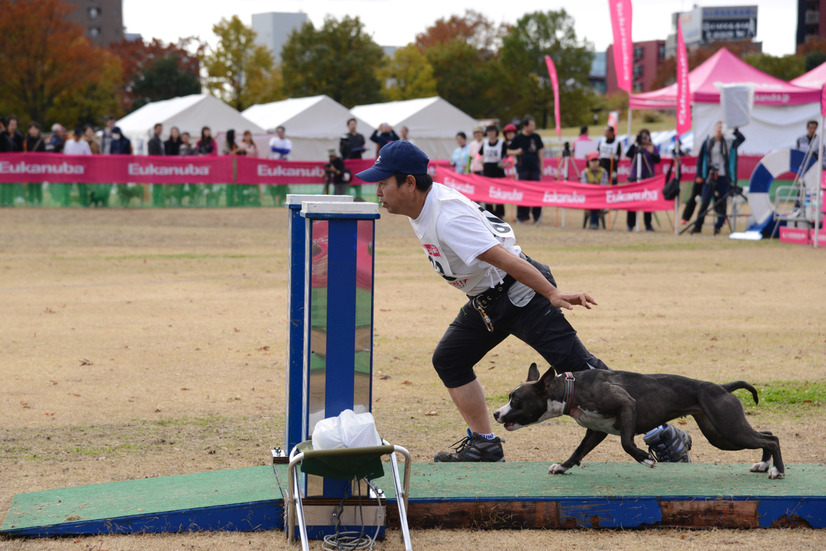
left=311, top=409, right=382, bottom=450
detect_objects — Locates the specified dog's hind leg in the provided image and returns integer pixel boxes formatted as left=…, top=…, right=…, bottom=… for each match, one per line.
left=550, top=429, right=608, bottom=474
left=695, top=396, right=784, bottom=479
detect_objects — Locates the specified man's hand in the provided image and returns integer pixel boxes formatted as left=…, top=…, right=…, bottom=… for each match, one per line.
left=550, top=291, right=597, bottom=311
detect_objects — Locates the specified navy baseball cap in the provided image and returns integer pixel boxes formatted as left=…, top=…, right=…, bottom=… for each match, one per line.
left=356, top=140, right=430, bottom=182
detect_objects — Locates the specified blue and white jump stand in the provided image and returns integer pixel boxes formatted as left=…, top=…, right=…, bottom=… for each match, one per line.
left=282, top=194, right=381, bottom=537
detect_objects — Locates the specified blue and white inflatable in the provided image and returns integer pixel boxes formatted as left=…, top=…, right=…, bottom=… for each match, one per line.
left=739, top=148, right=818, bottom=239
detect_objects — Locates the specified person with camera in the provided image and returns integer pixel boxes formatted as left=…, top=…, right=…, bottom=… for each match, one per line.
left=690, top=121, right=745, bottom=235
left=324, top=148, right=348, bottom=196
left=625, top=128, right=660, bottom=231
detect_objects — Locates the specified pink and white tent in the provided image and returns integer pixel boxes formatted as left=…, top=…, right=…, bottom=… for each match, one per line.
left=790, top=61, right=826, bottom=89
left=630, top=49, right=820, bottom=155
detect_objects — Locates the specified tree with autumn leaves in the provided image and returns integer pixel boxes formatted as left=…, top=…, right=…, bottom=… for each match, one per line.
left=0, top=0, right=120, bottom=129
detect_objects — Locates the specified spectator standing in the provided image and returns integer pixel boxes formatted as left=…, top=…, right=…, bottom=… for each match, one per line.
left=0, top=117, right=7, bottom=153
left=84, top=125, right=111, bottom=207
left=690, top=122, right=745, bottom=235
left=481, top=124, right=507, bottom=218
left=98, top=116, right=117, bottom=207
left=581, top=152, right=608, bottom=230
left=507, top=116, right=545, bottom=225
left=267, top=125, right=292, bottom=206
left=222, top=129, right=241, bottom=207
left=370, top=123, right=399, bottom=156
left=100, top=116, right=116, bottom=155
left=24, top=122, right=46, bottom=206
left=572, top=125, right=595, bottom=158
left=164, top=127, right=184, bottom=206
left=164, top=126, right=182, bottom=156
left=467, top=125, right=485, bottom=175
left=795, top=120, right=825, bottom=166
left=63, top=126, right=93, bottom=207
left=325, top=148, right=348, bottom=196
left=625, top=128, right=660, bottom=232
left=110, top=126, right=138, bottom=207
left=197, top=127, right=217, bottom=206
left=241, top=130, right=258, bottom=157
left=147, top=123, right=165, bottom=207
left=451, top=132, right=469, bottom=174
left=680, top=139, right=705, bottom=226
left=339, top=118, right=367, bottom=200
left=47, top=123, right=66, bottom=154
left=399, top=126, right=414, bottom=144
left=0, top=115, right=24, bottom=206
left=596, top=125, right=622, bottom=186
left=179, top=132, right=197, bottom=156
left=84, top=125, right=100, bottom=154
left=339, top=118, right=366, bottom=159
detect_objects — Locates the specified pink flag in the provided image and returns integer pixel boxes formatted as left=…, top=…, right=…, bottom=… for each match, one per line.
left=608, top=0, right=633, bottom=93
left=821, top=84, right=826, bottom=117
left=544, top=55, right=561, bottom=139
left=676, top=18, right=692, bottom=135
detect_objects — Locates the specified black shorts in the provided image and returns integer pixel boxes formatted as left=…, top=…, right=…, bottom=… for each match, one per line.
left=431, top=258, right=609, bottom=388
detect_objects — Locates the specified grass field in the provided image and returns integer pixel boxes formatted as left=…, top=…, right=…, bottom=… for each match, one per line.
left=0, top=206, right=824, bottom=550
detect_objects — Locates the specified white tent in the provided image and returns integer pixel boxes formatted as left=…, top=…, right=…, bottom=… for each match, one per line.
left=241, top=95, right=373, bottom=161
left=116, top=94, right=264, bottom=155
left=351, top=97, right=478, bottom=160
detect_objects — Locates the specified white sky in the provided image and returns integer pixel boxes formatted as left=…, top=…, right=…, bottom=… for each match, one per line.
left=122, top=0, right=797, bottom=57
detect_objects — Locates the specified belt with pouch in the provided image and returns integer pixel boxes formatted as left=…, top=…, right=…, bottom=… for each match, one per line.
left=468, top=252, right=529, bottom=331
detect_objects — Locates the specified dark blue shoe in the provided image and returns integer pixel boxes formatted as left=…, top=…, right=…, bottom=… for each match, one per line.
left=643, top=424, right=692, bottom=463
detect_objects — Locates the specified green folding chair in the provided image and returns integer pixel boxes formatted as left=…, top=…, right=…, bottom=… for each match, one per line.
left=286, top=439, right=413, bottom=551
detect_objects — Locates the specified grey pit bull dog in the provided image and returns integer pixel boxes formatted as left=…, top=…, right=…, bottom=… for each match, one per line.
left=493, top=363, right=784, bottom=479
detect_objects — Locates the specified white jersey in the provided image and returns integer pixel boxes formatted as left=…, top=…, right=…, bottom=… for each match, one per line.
left=268, top=136, right=292, bottom=160
left=409, top=183, right=521, bottom=296
left=481, top=139, right=505, bottom=164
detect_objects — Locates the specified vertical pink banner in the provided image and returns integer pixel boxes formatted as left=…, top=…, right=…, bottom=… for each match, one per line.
left=544, top=55, right=561, bottom=139
left=821, top=84, right=826, bottom=117
left=609, top=0, right=633, bottom=93
left=676, top=19, right=692, bottom=135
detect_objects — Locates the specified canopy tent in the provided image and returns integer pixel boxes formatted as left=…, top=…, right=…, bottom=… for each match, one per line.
left=116, top=94, right=263, bottom=155
left=629, top=49, right=820, bottom=156
left=351, top=97, right=478, bottom=160
left=241, top=95, right=374, bottom=160
left=790, top=61, right=826, bottom=89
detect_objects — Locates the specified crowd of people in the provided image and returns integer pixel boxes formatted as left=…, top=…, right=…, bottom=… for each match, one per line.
left=1, top=112, right=772, bottom=234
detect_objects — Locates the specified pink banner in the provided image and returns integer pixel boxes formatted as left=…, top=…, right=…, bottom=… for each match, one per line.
left=609, top=0, right=633, bottom=94
left=821, top=84, right=826, bottom=117
left=0, top=154, right=233, bottom=184
left=435, top=166, right=673, bottom=212
left=0, top=153, right=792, bottom=186
left=545, top=56, right=561, bottom=138
left=676, top=19, right=692, bottom=136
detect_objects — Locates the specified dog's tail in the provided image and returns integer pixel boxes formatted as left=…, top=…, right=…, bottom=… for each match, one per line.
left=721, top=381, right=759, bottom=405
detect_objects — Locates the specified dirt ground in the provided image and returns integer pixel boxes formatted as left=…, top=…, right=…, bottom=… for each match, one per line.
left=0, top=207, right=824, bottom=550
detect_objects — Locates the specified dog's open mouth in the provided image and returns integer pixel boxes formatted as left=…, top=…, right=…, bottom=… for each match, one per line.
left=503, top=422, right=517, bottom=431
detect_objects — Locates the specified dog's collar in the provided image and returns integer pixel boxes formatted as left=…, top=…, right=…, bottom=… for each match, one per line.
left=562, top=372, right=575, bottom=415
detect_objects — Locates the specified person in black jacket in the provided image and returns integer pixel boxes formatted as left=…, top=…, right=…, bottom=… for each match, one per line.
left=24, top=122, right=47, bottom=206
left=0, top=115, right=24, bottom=206
left=625, top=128, right=660, bottom=231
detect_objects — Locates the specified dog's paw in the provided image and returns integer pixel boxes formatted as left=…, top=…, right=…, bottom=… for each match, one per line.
left=750, top=461, right=770, bottom=473
left=640, top=458, right=656, bottom=468
left=548, top=463, right=568, bottom=475
left=768, top=467, right=785, bottom=480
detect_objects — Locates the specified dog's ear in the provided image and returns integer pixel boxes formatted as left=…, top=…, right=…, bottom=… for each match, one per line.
left=539, top=366, right=557, bottom=393
left=527, top=362, right=540, bottom=382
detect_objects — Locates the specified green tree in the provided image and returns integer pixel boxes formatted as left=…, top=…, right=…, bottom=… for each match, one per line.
left=743, top=53, right=806, bottom=82
left=382, top=44, right=438, bottom=101
left=805, top=52, right=826, bottom=72
left=130, top=55, right=202, bottom=111
left=201, top=16, right=280, bottom=111
left=424, top=40, right=504, bottom=119
left=281, top=16, right=385, bottom=107
left=499, top=10, right=594, bottom=128
left=108, top=37, right=203, bottom=113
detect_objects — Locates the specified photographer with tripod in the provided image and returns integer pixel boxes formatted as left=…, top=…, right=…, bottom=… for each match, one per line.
left=625, top=128, right=660, bottom=232
left=690, top=122, right=745, bottom=236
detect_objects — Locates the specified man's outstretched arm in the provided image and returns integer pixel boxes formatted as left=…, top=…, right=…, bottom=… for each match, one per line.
left=477, top=245, right=597, bottom=311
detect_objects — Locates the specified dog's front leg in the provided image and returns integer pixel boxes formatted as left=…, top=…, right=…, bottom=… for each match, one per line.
left=617, top=405, right=655, bottom=467
left=549, top=429, right=607, bottom=474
